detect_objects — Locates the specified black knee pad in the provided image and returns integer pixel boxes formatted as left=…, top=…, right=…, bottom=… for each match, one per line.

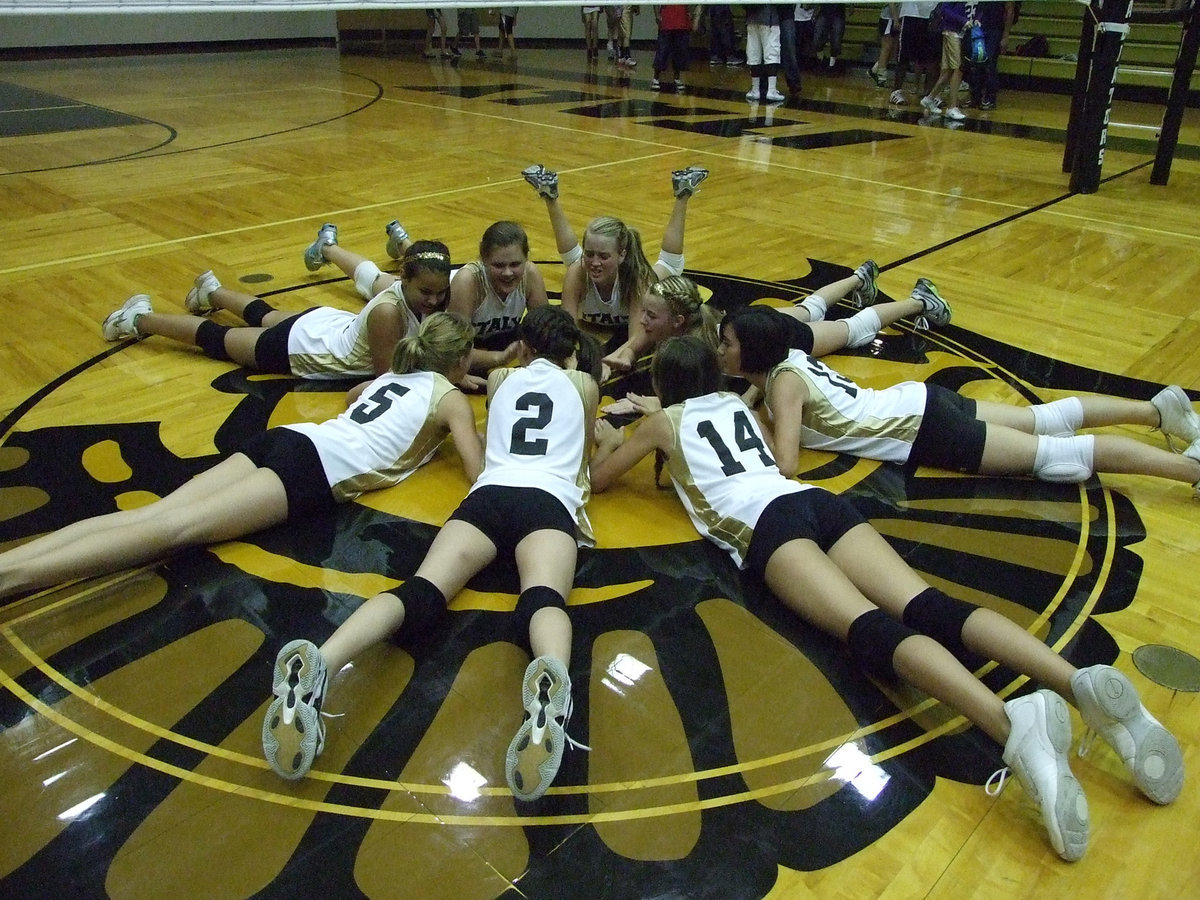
left=393, top=576, right=447, bottom=651
left=901, top=588, right=977, bottom=658
left=845, top=609, right=916, bottom=681
left=241, top=298, right=274, bottom=327
left=195, top=320, right=232, bottom=361
left=513, top=585, right=566, bottom=648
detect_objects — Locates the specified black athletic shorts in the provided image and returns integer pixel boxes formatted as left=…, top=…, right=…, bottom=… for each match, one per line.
left=254, top=308, right=319, bottom=375
left=744, top=487, right=866, bottom=575
left=238, top=427, right=337, bottom=516
left=449, top=484, right=574, bottom=556
left=908, top=384, right=985, bottom=472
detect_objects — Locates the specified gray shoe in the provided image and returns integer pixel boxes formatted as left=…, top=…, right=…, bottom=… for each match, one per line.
left=1071, top=664, right=1183, bottom=805
left=184, top=270, right=221, bottom=315
left=911, top=277, right=952, bottom=328
left=384, top=219, right=409, bottom=260
left=995, top=689, right=1089, bottom=862
left=850, top=259, right=879, bottom=308
left=505, top=655, right=586, bottom=801
left=671, top=165, right=709, bottom=199
left=1150, top=385, right=1200, bottom=452
left=102, top=294, right=152, bottom=341
left=262, top=639, right=329, bottom=780
left=522, top=164, right=559, bottom=200
left=303, top=223, right=338, bottom=272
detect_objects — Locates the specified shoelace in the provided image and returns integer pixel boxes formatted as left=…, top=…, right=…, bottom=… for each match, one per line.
left=560, top=696, right=592, bottom=752
left=1077, top=728, right=1099, bottom=758
left=985, top=767, right=1011, bottom=796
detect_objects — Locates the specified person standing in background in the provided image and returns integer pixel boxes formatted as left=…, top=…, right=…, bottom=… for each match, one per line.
left=652, top=5, right=700, bottom=91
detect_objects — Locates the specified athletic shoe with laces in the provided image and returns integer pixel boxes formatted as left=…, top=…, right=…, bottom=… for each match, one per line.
left=671, top=165, right=709, bottom=199
left=185, top=270, right=221, bottom=315
left=262, top=639, right=329, bottom=780
left=765, top=89, right=785, bottom=102
left=911, top=277, right=952, bottom=328
left=920, top=95, right=943, bottom=115
left=989, top=689, right=1089, bottom=862
left=869, top=67, right=889, bottom=87
left=1071, top=664, right=1183, bottom=805
left=889, top=88, right=907, bottom=105
left=303, top=223, right=338, bottom=272
left=1150, top=385, right=1200, bottom=452
left=944, top=106, right=966, bottom=121
left=102, top=294, right=153, bottom=341
left=746, top=89, right=761, bottom=102
left=850, top=259, right=879, bottom=308
left=505, top=655, right=587, bottom=801
left=674, top=79, right=685, bottom=91
left=521, top=163, right=559, bottom=200
left=650, top=77, right=661, bottom=90
left=384, top=220, right=410, bottom=260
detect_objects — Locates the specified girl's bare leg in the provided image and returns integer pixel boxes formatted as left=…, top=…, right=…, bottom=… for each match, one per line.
left=765, top=532, right=1011, bottom=742
left=0, top=457, right=288, bottom=598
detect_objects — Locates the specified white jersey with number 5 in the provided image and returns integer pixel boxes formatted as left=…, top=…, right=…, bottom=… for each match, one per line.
left=282, top=370, right=456, bottom=502
left=472, top=357, right=595, bottom=545
left=665, top=391, right=807, bottom=568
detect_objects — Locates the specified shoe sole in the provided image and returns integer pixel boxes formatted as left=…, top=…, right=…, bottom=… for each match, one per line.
left=1006, top=690, right=1089, bottom=861
left=1074, top=667, right=1183, bottom=805
left=505, top=661, right=568, bottom=801
left=262, top=640, right=326, bottom=780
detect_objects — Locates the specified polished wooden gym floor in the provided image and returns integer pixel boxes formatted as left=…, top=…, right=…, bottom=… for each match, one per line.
left=1, top=42, right=1199, bottom=900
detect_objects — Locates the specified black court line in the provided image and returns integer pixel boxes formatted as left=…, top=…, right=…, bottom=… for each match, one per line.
left=0, top=72, right=383, bottom=177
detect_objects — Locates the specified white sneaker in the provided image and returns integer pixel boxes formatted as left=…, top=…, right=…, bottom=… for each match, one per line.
left=944, top=106, right=966, bottom=121
left=505, top=656, right=587, bottom=801
left=1151, top=385, right=1200, bottom=451
left=889, top=89, right=906, bottom=105
left=102, top=294, right=152, bottom=341
left=765, top=89, right=785, bottom=103
left=262, top=639, right=329, bottom=780
left=184, top=270, right=220, bottom=315
left=920, top=95, right=943, bottom=116
left=993, top=690, right=1089, bottom=861
left=746, top=89, right=760, bottom=102
left=1072, top=664, right=1183, bottom=804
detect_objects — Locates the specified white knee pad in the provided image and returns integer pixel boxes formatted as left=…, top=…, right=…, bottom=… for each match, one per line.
left=845, top=308, right=883, bottom=348
left=1032, top=434, right=1095, bottom=483
left=1030, top=397, right=1085, bottom=436
left=562, top=244, right=584, bottom=267
left=657, top=250, right=685, bottom=277
left=353, top=261, right=384, bottom=299
left=798, top=292, right=828, bottom=323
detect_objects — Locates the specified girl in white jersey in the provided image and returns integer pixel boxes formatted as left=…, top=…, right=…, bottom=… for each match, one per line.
left=1, top=312, right=482, bottom=602
left=604, top=270, right=952, bottom=413
left=101, top=238, right=451, bottom=381
left=589, top=336, right=1182, bottom=862
left=327, top=218, right=550, bottom=379
left=521, top=162, right=709, bottom=378
left=720, top=305, right=1200, bottom=496
left=262, top=306, right=598, bottom=803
